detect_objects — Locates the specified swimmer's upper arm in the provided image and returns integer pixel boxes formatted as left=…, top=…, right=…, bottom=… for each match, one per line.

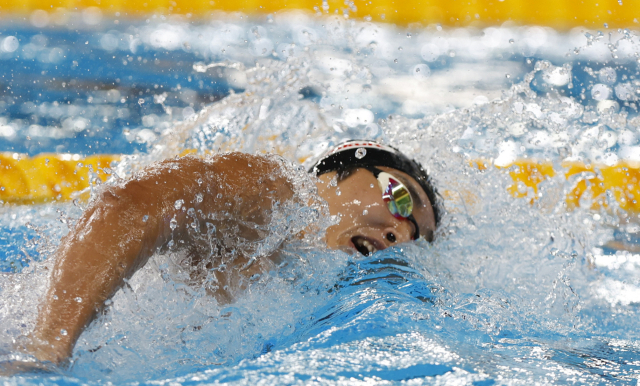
left=28, top=152, right=294, bottom=365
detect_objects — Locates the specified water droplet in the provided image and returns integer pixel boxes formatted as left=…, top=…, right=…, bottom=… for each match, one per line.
left=370, top=183, right=375, bottom=188
left=193, top=62, right=208, bottom=72
left=509, top=39, right=514, bottom=44
left=52, top=295, right=58, bottom=300
left=505, top=73, right=511, bottom=79
left=618, top=0, right=623, bottom=4
left=598, top=67, right=617, bottom=84
left=170, top=217, right=178, bottom=230
left=216, top=193, right=223, bottom=199
left=174, top=199, right=184, bottom=210
left=195, top=193, right=203, bottom=203
left=604, top=23, right=609, bottom=28
left=398, top=46, right=403, bottom=51
left=591, top=83, right=611, bottom=100
left=406, top=33, right=412, bottom=38
left=336, top=188, right=342, bottom=196
left=412, top=64, right=430, bottom=79
left=60, top=329, right=68, bottom=336
left=394, top=59, right=398, bottom=63
left=142, top=215, right=149, bottom=222
left=355, top=148, right=367, bottom=159
left=74, top=297, right=83, bottom=303
left=138, top=98, right=145, bottom=105
left=558, top=146, right=571, bottom=159
left=362, top=209, right=369, bottom=215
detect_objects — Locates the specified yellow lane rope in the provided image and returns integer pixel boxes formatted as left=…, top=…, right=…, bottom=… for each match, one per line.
left=0, top=0, right=637, bottom=29
left=1, top=152, right=640, bottom=214
left=478, top=159, right=640, bottom=213
left=0, top=153, right=120, bottom=205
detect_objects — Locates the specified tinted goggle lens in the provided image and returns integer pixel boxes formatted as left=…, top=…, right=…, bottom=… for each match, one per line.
left=377, top=172, right=414, bottom=219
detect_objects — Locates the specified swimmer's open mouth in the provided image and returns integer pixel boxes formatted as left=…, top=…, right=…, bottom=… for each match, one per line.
left=351, top=236, right=379, bottom=256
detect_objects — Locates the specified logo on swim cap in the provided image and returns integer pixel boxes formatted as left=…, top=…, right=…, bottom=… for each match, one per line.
left=320, top=141, right=399, bottom=158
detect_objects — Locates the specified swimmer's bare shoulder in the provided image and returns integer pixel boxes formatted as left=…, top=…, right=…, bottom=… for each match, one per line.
left=20, top=152, right=296, bottom=367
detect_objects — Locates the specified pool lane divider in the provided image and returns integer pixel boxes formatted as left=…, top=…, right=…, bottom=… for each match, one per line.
left=473, top=159, right=640, bottom=214
left=1, top=152, right=639, bottom=212
left=0, top=0, right=638, bottom=29
left=0, top=153, right=120, bottom=205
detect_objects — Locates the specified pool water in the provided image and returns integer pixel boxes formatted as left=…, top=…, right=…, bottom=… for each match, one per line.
left=3, top=10, right=640, bottom=385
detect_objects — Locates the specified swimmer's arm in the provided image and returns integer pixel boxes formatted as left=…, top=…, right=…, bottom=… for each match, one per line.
left=28, top=153, right=294, bottom=365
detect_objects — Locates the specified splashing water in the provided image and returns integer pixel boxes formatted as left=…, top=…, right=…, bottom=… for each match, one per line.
left=2, top=12, right=640, bottom=385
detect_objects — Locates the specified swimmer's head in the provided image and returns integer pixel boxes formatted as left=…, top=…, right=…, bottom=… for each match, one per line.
left=311, top=140, right=440, bottom=256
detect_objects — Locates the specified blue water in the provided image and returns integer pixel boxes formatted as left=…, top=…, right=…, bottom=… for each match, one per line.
left=3, top=10, right=640, bottom=385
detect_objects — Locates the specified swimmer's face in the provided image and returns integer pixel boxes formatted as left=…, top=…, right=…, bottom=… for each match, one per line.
left=317, top=167, right=437, bottom=256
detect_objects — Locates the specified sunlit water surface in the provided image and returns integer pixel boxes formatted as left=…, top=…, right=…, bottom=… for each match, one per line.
left=2, top=11, right=640, bottom=385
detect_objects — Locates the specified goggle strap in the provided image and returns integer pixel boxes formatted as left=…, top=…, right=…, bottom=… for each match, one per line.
left=407, top=214, right=420, bottom=241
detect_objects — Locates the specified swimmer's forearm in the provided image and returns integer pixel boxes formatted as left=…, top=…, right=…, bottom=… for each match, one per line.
left=30, top=222, right=142, bottom=360
left=30, top=175, right=172, bottom=362
left=29, top=153, right=294, bottom=364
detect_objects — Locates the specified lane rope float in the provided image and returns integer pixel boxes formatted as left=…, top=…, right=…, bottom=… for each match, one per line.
left=2, top=152, right=640, bottom=214
left=0, top=0, right=637, bottom=29
left=475, top=159, right=640, bottom=213
left=0, top=153, right=120, bottom=205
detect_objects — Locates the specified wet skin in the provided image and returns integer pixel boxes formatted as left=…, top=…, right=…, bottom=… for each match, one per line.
left=16, top=152, right=436, bottom=368
left=319, top=167, right=436, bottom=254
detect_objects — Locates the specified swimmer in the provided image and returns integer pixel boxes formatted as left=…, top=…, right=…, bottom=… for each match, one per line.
left=13, top=140, right=440, bottom=369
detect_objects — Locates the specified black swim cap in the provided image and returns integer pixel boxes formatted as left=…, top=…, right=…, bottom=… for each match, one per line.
left=310, top=140, right=441, bottom=228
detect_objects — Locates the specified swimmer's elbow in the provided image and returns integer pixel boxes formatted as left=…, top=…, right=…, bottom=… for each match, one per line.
left=78, top=183, right=164, bottom=248
left=93, top=174, right=166, bottom=214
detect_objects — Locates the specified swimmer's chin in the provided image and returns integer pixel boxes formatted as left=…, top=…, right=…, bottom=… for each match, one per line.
left=338, top=244, right=357, bottom=255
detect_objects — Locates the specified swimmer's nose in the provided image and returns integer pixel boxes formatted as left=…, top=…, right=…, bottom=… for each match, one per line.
left=382, top=224, right=413, bottom=246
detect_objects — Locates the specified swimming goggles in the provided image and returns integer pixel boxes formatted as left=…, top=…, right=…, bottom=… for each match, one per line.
left=363, top=166, right=420, bottom=240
